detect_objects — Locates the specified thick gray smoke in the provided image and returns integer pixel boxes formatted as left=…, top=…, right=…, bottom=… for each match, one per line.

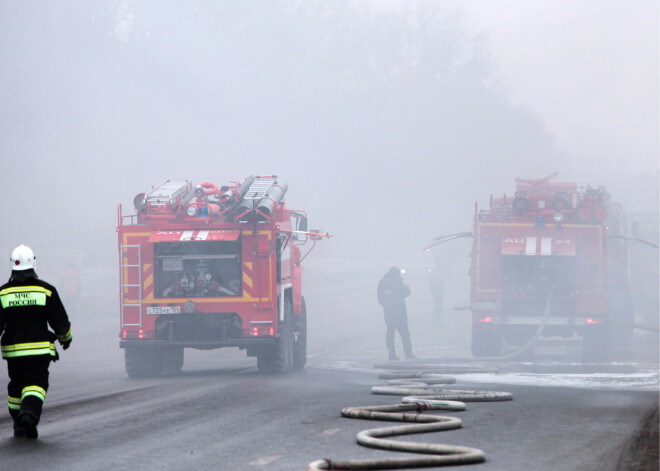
left=0, top=1, right=656, bottom=283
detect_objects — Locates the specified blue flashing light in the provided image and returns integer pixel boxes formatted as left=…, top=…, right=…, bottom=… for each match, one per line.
left=535, top=216, right=545, bottom=228
left=198, top=206, right=209, bottom=218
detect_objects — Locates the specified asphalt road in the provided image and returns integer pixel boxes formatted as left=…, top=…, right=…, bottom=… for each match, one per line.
left=0, top=352, right=656, bottom=470
left=0, top=265, right=657, bottom=470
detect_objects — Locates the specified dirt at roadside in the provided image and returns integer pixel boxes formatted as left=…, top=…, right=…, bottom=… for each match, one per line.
left=618, top=406, right=659, bottom=471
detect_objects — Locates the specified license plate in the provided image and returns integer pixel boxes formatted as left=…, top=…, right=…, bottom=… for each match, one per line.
left=146, top=306, right=181, bottom=315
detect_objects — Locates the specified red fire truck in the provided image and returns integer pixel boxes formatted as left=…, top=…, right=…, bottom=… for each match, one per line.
left=429, top=173, right=632, bottom=361
left=116, top=176, right=329, bottom=377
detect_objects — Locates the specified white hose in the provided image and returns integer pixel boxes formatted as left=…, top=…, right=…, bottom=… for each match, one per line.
left=307, top=375, right=512, bottom=470
left=372, top=386, right=513, bottom=402
left=307, top=296, right=530, bottom=469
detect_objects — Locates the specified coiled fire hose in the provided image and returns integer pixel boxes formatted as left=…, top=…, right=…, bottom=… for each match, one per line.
left=307, top=373, right=512, bottom=470
left=307, top=287, right=539, bottom=469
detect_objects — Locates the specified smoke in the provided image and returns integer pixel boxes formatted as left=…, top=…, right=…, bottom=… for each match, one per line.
left=0, top=0, right=656, bottom=367
left=0, top=1, right=566, bottom=268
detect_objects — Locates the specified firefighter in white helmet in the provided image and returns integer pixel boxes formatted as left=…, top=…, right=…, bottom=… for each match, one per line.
left=0, top=245, right=72, bottom=439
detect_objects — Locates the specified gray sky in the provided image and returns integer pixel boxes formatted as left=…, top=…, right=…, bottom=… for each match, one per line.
left=458, top=0, right=658, bottom=172
left=0, top=0, right=657, bottom=274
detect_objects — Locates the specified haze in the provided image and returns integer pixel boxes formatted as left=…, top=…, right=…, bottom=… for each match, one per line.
left=1, top=1, right=657, bottom=284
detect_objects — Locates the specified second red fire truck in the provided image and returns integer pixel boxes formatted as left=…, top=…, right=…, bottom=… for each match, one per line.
left=117, top=175, right=329, bottom=377
left=428, top=173, right=632, bottom=361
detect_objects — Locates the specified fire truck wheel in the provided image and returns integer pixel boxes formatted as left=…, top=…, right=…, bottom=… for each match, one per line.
left=124, top=347, right=164, bottom=378
left=470, top=328, right=503, bottom=358
left=292, top=296, right=307, bottom=370
left=257, top=296, right=294, bottom=374
left=162, top=347, right=184, bottom=374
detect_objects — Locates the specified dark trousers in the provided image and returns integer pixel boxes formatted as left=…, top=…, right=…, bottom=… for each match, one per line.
left=385, top=313, right=413, bottom=357
left=6, top=356, right=51, bottom=426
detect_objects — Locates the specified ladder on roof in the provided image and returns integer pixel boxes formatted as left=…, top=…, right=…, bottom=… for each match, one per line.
left=243, top=177, right=276, bottom=201
left=145, top=180, right=191, bottom=207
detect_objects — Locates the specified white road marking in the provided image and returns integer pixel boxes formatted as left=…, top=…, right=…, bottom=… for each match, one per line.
left=321, top=428, right=341, bottom=435
left=249, top=455, right=282, bottom=466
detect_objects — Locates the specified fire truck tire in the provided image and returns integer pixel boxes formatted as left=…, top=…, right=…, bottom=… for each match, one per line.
left=257, top=297, right=294, bottom=374
left=470, top=328, right=502, bottom=357
left=124, top=347, right=164, bottom=378
left=292, top=296, right=307, bottom=370
left=162, top=347, right=184, bottom=374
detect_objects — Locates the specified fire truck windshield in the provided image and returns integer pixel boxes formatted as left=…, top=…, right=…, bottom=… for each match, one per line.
left=154, top=240, right=242, bottom=298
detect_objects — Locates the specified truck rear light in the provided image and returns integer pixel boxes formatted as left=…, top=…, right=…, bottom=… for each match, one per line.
left=122, top=330, right=140, bottom=339
left=479, top=316, right=492, bottom=323
left=138, top=329, right=144, bottom=339
left=245, top=327, right=276, bottom=337
left=586, top=318, right=599, bottom=324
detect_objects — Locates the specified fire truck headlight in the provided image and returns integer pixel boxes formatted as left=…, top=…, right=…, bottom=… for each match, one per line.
left=186, top=205, right=198, bottom=217
left=184, top=300, right=196, bottom=313
left=553, top=211, right=564, bottom=224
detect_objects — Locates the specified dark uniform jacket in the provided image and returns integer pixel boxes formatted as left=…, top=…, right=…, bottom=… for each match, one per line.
left=377, top=272, right=411, bottom=318
left=0, top=276, right=72, bottom=360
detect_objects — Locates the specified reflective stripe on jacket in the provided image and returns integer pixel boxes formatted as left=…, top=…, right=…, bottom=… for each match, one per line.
left=1, top=341, right=57, bottom=359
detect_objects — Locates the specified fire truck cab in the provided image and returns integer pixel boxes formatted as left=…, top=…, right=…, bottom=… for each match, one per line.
left=467, top=174, right=631, bottom=361
left=117, top=176, right=328, bottom=377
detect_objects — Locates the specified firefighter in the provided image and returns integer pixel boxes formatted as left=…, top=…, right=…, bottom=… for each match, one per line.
left=377, top=267, right=416, bottom=361
left=0, top=245, right=72, bottom=439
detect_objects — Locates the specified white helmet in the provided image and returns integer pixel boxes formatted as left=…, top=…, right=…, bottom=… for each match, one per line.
left=10, top=245, right=36, bottom=271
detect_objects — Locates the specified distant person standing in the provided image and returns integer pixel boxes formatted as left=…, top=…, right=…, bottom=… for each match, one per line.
left=60, top=263, right=81, bottom=316
left=0, top=245, right=72, bottom=439
left=429, top=257, right=445, bottom=327
left=377, top=267, right=415, bottom=361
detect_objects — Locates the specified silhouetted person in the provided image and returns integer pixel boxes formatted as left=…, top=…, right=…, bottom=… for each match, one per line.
left=377, top=267, right=415, bottom=360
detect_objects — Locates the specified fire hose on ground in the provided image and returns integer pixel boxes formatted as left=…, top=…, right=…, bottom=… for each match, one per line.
left=307, top=373, right=513, bottom=470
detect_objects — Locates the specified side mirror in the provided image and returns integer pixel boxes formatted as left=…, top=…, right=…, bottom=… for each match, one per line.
left=298, top=216, right=308, bottom=232
left=294, top=216, right=309, bottom=241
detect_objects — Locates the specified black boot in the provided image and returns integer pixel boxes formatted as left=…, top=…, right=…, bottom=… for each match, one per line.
left=13, top=423, right=25, bottom=438
left=10, top=409, right=24, bottom=437
left=19, top=414, right=38, bottom=439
